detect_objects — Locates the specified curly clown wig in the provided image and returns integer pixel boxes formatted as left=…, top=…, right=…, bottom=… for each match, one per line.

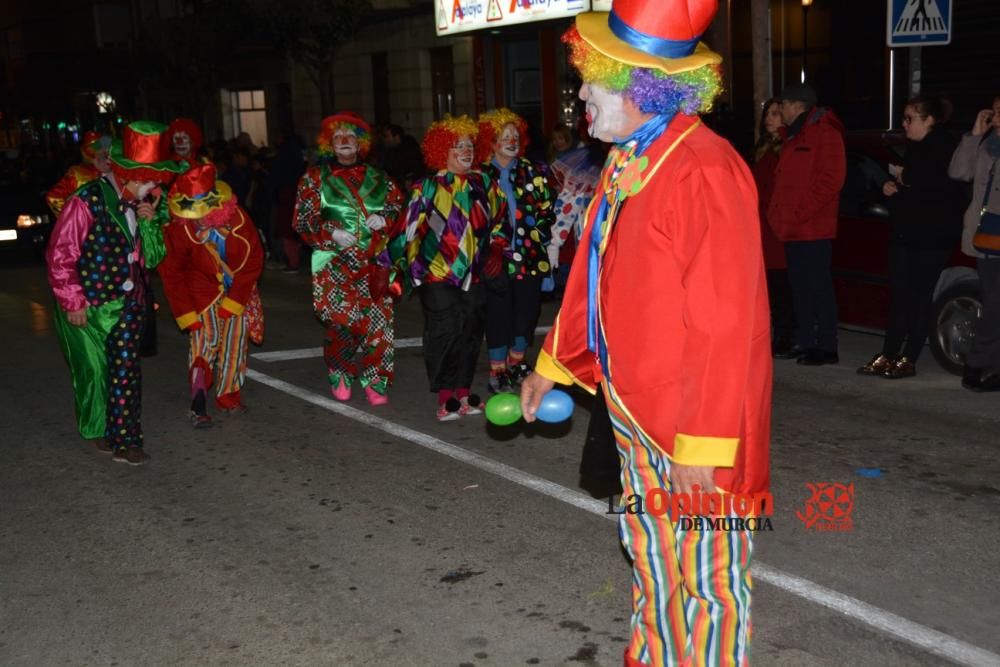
left=316, top=111, right=372, bottom=160
left=475, top=108, right=529, bottom=164
left=562, top=25, right=722, bottom=116
left=164, top=118, right=204, bottom=158
left=421, top=115, right=478, bottom=172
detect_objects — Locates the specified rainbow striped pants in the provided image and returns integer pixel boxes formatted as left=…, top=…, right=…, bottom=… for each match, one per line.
left=605, top=383, right=753, bottom=667
left=189, top=301, right=249, bottom=405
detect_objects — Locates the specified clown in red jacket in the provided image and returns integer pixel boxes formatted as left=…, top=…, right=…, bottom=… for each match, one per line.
left=159, top=163, right=264, bottom=426
left=520, top=2, right=772, bottom=665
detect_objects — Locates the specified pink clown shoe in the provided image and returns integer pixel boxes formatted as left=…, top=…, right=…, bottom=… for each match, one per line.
left=331, top=377, right=351, bottom=401
left=364, top=386, right=389, bottom=406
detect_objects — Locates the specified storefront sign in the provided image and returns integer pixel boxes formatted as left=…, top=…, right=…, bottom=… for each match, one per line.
left=436, top=0, right=602, bottom=36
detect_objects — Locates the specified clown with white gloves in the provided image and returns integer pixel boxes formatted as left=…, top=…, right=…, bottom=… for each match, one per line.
left=294, top=112, right=405, bottom=405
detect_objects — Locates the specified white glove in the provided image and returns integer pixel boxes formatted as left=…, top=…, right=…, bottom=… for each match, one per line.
left=331, top=229, right=358, bottom=248
left=546, top=243, right=560, bottom=270
left=365, top=214, right=387, bottom=231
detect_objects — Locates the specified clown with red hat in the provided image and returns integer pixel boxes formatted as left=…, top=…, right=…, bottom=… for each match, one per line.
left=293, top=111, right=405, bottom=406
left=45, top=131, right=112, bottom=216
left=475, top=108, right=556, bottom=395
left=158, top=162, right=264, bottom=426
left=518, top=2, right=772, bottom=665
left=46, top=120, right=187, bottom=466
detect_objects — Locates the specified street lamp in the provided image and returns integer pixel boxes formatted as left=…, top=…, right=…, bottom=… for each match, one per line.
left=801, top=0, right=813, bottom=83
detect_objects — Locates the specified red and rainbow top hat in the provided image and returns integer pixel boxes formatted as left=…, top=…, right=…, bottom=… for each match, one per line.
left=577, top=0, right=722, bottom=74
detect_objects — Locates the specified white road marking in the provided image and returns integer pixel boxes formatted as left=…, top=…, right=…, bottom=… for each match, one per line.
left=250, top=326, right=552, bottom=362
left=246, top=368, right=1000, bottom=667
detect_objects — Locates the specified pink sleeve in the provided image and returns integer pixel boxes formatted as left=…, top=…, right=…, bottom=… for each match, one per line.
left=46, top=196, right=92, bottom=312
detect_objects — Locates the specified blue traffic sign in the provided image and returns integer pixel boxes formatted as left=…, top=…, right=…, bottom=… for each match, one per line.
left=887, top=0, right=952, bottom=47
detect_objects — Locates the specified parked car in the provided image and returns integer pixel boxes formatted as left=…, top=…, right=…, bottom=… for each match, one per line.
left=833, top=130, right=978, bottom=375
left=0, top=168, right=52, bottom=257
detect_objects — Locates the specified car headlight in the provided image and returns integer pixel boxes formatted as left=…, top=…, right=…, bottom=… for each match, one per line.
left=17, top=214, right=49, bottom=228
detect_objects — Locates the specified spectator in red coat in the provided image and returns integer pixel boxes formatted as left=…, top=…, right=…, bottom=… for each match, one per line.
left=767, top=83, right=846, bottom=366
left=752, top=98, right=795, bottom=356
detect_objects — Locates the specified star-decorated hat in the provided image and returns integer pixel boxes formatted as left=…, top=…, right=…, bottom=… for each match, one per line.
left=576, top=0, right=722, bottom=74
left=109, top=120, right=187, bottom=184
left=167, top=162, right=233, bottom=219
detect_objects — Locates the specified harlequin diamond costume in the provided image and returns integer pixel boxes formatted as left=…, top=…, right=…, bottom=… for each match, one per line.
left=476, top=109, right=556, bottom=393
left=159, top=163, right=265, bottom=426
left=294, top=112, right=405, bottom=405
left=531, top=2, right=772, bottom=664
left=46, top=121, right=185, bottom=465
left=404, top=115, right=508, bottom=421
left=46, top=131, right=112, bottom=216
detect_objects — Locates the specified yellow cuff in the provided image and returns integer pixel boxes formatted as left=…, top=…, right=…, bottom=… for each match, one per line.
left=535, top=350, right=574, bottom=385
left=673, top=433, right=739, bottom=468
left=220, top=297, right=245, bottom=316
left=176, top=312, right=199, bottom=330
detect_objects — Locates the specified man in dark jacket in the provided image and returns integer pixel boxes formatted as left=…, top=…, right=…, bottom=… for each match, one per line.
left=767, top=84, right=847, bottom=365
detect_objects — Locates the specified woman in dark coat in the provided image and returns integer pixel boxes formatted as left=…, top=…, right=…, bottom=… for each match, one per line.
left=752, top=98, right=796, bottom=356
left=858, top=94, right=964, bottom=378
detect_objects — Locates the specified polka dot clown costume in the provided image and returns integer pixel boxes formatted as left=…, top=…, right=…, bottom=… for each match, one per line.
left=476, top=108, right=556, bottom=394
left=46, top=120, right=186, bottom=465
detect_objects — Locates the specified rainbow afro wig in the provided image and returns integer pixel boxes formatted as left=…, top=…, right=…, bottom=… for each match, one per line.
left=317, top=111, right=372, bottom=160
left=562, top=25, right=722, bottom=116
left=421, top=115, right=478, bottom=171
left=475, top=108, right=530, bottom=164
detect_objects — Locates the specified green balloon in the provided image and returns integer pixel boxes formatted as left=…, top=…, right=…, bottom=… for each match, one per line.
left=485, top=393, right=522, bottom=426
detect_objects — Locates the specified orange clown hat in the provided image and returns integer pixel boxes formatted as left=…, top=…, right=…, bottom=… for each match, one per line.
left=576, top=0, right=722, bottom=74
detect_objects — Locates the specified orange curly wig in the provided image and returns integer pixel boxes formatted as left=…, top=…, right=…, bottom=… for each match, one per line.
left=475, top=108, right=529, bottom=164
left=420, top=115, right=478, bottom=171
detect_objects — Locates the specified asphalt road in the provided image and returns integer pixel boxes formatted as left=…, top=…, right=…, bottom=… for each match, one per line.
left=2, top=257, right=999, bottom=667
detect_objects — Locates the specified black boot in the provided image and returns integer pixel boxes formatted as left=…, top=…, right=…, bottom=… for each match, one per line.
left=189, top=390, right=212, bottom=427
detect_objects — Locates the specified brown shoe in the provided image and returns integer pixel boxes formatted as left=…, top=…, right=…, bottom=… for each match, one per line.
left=883, top=357, right=916, bottom=379
left=93, top=439, right=113, bottom=454
left=112, top=448, right=150, bottom=466
left=857, top=353, right=893, bottom=376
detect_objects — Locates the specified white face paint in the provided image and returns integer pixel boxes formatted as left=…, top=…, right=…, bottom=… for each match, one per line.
left=93, top=149, right=111, bottom=174
left=496, top=123, right=520, bottom=159
left=333, top=127, right=359, bottom=164
left=580, top=83, right=627, bottom=142
left=172, top=131, right=192, bottom=157
left=448, top=136, right=475, bottom=174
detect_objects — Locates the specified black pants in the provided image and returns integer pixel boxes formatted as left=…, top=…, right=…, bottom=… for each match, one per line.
left=419, top=282, right=486, bottom=392
left=967, top=257, right=1000, bottom=375
left=766, top=268, right=795, bottom=346
left=785, top=240, right=838, bottom=352
left=484, top=274, right=543, bottom=350
left=882, top=243, right=950, bottom=362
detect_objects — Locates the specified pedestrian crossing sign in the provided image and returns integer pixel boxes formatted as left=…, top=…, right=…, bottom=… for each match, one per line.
left=887, top=0, right=952, bottom=46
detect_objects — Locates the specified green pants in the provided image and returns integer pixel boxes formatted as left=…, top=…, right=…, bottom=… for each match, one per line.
left=53, top=299, right=125, bottom=441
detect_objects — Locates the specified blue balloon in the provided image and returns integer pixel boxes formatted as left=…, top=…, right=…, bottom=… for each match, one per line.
left=535, top=389, right=574, bottom=423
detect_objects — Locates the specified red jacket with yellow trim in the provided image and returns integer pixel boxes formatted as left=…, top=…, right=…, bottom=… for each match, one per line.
left=535, top=114, right=772, bottom=495
left=159, top=206, right=264, bottom=330
left=46, top=164, right=100, bottom=216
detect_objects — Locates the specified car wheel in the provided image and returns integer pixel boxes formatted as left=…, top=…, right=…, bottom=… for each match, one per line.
left=930, top=281, right=981, bottom=375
